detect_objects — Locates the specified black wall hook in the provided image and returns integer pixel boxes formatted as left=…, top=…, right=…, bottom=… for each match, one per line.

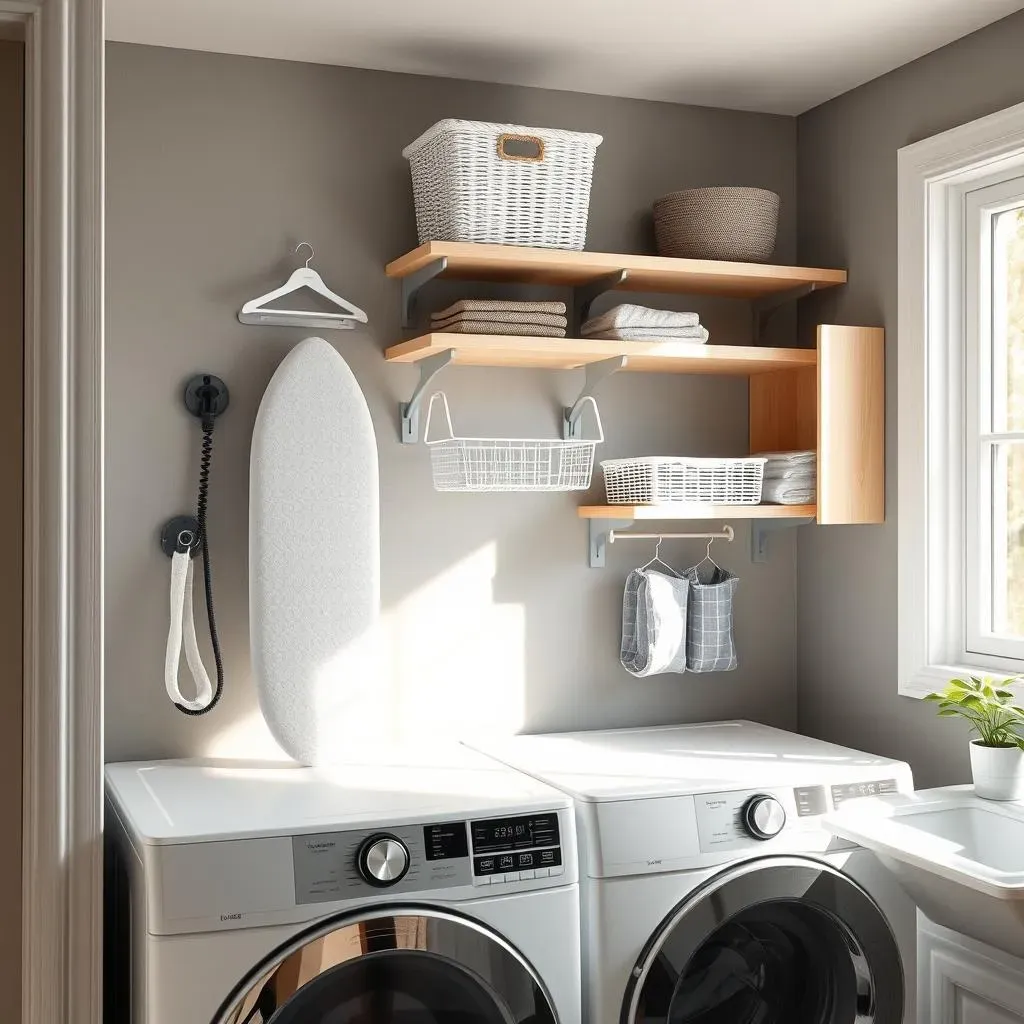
left=160, top=515, right=201, bottom=559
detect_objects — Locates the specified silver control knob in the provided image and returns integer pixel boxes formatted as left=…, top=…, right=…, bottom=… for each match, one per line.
left=743, top=795, right=787, bottom=840
left=358, top=835, right=410, bottom=887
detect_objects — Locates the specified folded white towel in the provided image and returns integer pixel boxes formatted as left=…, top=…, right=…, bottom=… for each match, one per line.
left=586, top=326, right=709, bottom=343
left=761, top=479, right=816, bottom=504
left=583, top=303, right=700, bottom=335
left=764, top=466, right=816, bottom=481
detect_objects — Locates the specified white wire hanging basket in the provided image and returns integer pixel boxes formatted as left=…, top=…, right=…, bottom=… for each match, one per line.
left=423, top=392, right=603, bottom=492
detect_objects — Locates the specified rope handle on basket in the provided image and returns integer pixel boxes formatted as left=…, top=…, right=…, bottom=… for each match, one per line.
left=496, top=133, right=546, bottom=163
left=423, top=391, right=457, bottom=445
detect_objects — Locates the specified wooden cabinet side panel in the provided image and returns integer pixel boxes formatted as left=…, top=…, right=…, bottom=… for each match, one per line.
left=817, top=325, right=885, bottom=524
left=749, top=367, right=817, bottom=455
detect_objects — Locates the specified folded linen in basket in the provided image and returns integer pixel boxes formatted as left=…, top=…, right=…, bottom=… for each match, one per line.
left=582, top=303, right=700, bottom=335
left=434, top=321, right=567, bottom=338
left=621, top=568, right=690, bottom=677
left=761, top=478, right=816, bottom=504
left=431, top=299, right=567, bottom=319
left=432, top=311, right=569, bottom=330
left=585, top=326, right=710, bottom=343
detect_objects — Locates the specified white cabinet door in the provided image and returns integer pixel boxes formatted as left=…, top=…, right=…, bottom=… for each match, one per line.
left=921, top=916, right=1024, bottom=1024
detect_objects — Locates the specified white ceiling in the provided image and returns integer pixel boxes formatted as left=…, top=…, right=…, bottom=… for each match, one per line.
left=106, top=0, right=1024, bottom=115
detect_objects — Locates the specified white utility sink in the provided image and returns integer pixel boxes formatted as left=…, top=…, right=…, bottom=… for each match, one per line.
left=826, top=786, right=1024, bottom=959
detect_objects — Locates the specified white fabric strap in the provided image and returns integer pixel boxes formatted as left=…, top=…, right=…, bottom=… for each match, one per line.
left=165, top=550, right=214, bottom=711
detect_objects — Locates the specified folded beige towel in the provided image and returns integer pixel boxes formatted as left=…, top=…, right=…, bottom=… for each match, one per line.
left=582, top=303, right=700, bottom=335
left=432, top=311, right=568, bottom=330
left=436, top=321, right=566, bottom=338
left=432, top=299, right=567, bottom=319
left=586, top=326, right=709, bottom=343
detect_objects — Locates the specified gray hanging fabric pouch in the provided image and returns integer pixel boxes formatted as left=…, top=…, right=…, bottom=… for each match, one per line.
left=681, top=562, right=739, bottom=672
left=620, top=568, right=690, bottom=677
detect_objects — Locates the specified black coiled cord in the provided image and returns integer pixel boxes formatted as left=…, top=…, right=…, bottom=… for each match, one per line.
left=175, top=417, right=225, bottom=716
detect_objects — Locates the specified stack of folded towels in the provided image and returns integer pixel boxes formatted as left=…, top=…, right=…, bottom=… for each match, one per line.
left=582, top=303, right=708, bottom=343
left=759, top=450, right=816, bottom=505
left=431, top=299, right=567, bottom=338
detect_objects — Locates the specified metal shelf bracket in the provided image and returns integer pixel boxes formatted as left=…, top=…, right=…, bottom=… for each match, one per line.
left=563, top=356, right=628, bottom=439
left=400, top=349, right=455, bottom=444
left=751, top=283, right=818, bottom=344
left=589, top=518, right=635, bottom=568
left=401, top=257, right=449, bottom=328
left=571, top=269, right=629, bottom=334
left=750, top=516, right=814, bottom=563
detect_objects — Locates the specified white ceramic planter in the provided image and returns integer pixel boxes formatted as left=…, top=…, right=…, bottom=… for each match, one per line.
left=970, top=741, right=1024, bottom=800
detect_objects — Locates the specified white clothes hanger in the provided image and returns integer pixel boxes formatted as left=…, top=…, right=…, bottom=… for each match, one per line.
left=238, top=242, right=369, bottom=330
left=691, top=536, right=724, bottom=578
left=639, top=536, right=680, bottom=576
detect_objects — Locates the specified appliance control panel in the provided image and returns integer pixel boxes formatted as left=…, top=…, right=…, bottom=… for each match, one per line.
left=694, top=777, right=899, bottom=853
left=470, top=812, right=564, bottom=886
left=291, top=810, right=566, bottom=904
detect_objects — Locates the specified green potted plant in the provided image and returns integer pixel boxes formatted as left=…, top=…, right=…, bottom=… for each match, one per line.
left=925, top=676, right=1024, bottom=800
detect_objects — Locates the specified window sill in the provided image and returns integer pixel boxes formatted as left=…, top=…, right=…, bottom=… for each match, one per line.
left=901, top=662, right=1024, bottom=699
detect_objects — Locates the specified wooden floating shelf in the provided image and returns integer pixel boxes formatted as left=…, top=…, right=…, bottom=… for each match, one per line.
left=385, top=334, right=817, bottom=376
left=578, top=504, right=817, bottom=521
left=386, top=241, right=847, bottom=300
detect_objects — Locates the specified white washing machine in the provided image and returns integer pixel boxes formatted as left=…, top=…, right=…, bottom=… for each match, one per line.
left=104, top=745, right=581, bottom=1024
left=468, top=720, right=917, bottom=1024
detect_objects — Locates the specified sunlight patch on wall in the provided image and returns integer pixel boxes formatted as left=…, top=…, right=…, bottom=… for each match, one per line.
left=385, top=541, right=526, bottom=740
left=202, top=542, right=526, bottom=761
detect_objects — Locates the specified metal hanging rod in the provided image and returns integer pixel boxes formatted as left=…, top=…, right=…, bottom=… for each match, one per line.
left=608, top=525, right=735, bottom=545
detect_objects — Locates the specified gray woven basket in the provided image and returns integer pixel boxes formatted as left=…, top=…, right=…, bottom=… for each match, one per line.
left=654, top=187, right=780, bottom=262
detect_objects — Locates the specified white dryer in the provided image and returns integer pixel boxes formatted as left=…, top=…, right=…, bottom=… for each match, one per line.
left=104, top=745, right=580, bottom=1024
left=468, top=721, right=917, bottom=1024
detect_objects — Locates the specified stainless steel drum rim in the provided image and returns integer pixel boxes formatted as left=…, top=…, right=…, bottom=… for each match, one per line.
left=213, top=904, right=558, bottom=1024
left=623, top=854, right=903, bottom=1024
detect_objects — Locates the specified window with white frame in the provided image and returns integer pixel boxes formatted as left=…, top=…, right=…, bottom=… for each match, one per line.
left=898, top=101, right=1024, bottom=696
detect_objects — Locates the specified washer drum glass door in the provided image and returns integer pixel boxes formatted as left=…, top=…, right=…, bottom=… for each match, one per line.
left=623, top=856, right=903, bottom=1024
left=213, top=907, right=558, bottom=1024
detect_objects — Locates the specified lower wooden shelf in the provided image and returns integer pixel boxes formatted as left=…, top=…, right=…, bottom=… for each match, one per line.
left=580, top=503, right=817, bottom=567
left=578, top=503, right=816, bottom=520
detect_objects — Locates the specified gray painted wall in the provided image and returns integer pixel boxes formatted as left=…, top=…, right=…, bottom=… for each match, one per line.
left=106, top=43, right=799, bottom=762
left=796, top=11, right=1024, bottom=788
left=0, top=36, right=22, bottom=1015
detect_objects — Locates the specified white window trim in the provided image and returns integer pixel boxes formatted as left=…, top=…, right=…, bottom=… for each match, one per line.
left=898, top=99, right=1024, bottom=698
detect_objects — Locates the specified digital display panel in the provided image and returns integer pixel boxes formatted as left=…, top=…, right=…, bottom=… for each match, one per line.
left=470, top=813, right=560, bottom=855
left=830, top=779, right=898, bottom=808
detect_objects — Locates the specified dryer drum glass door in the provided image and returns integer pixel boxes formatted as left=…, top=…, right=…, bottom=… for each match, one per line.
left=214, top=908, right=557, bottom=1024
left=624, top=856, right=903, bottom=1024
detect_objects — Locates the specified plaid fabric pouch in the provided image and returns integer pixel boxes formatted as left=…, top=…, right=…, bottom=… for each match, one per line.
left=620, top=568, right=690, bottom=677
left=681, top=562, right=739, bottom=672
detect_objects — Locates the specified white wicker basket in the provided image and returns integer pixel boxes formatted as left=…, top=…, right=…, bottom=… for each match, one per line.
left=424, top=392, right=603, bottom=492
left=602, top=456, right=767, bottom=505
left=402, top=119, right=603, bottom=250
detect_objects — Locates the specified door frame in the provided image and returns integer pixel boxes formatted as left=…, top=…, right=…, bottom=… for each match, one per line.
left=2, top=1, right=103, bottom=1022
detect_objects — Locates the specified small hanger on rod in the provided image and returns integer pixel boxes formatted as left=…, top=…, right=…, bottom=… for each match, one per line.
left=638, top=536, right=677, bottom=575
left=697, top=534, right=723, bottom=572
left=238, top=242, right=369, bottom=330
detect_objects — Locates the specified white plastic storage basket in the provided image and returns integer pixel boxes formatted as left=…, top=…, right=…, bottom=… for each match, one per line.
left=602, top=456, right=767, bottom=505
left=424, top=392, right=603, bottom=492
left=402, top=119, right=603, bottom=250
